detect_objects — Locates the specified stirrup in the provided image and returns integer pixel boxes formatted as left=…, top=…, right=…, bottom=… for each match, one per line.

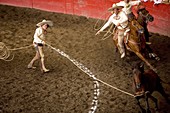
left=155, top=56, right=160, bottom=61
left=146, top=42, right=151, bottom=45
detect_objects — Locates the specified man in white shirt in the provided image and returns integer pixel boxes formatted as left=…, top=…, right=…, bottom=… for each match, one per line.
left=117, top=0, right=141, bottom=21
left=96, top=4, right=128, bottom=58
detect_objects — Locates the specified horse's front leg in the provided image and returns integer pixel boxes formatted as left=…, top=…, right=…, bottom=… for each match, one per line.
left=135, top=96, right=146, bottom=113
left=145, top=91, right=151, bottom=113
left=148, top=94, right=158, bottom=111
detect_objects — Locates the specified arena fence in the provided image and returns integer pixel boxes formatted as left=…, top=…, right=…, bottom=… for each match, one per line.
left=0, top=0, right=170, bottom=37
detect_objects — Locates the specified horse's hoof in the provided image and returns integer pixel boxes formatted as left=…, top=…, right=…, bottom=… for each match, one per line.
left=155, top=57, right=160, bottom=61
left=155, top=107, right=159, bottom=112
left=141, top=108, right=146, bottom=113
left=147, top=110, right=151, bottom=113
left=149, top=53, right=160, bottom=61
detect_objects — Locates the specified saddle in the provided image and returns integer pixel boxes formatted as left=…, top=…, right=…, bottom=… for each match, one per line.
left=113, top=20, right=146, bottom=52
left=113, top=28, right=131, bottom=51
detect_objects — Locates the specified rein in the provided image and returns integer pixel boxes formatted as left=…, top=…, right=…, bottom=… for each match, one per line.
left=134, top=77, right=142, bottom=89
left=133, top=69, right=143, bottom=90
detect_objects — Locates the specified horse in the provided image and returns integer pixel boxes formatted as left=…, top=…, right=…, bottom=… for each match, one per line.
left=113, top=19, right=155, bottom=71
left=136, top=6, right=160, bottom=61
left=132, top=62, right=170, bottom=113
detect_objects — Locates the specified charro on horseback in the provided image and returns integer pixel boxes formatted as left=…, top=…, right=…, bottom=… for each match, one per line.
left=96, top=3, right=129, bottom=59
left=96, top=1, right=156, bottom=70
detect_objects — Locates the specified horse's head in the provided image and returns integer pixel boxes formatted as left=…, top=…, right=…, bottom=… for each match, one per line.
left=137, top=8, right=154, bottom=23
left=132, top=62, right=144, bottom=90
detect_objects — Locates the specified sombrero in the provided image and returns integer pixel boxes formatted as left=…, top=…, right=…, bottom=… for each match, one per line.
left=36, top=19, right=53, bottom=27
left=108, top=4, right=123, bottom=12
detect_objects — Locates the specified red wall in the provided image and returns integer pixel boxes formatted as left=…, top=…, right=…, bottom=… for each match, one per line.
left=0, top=0, right=170, bottom=37
left=144, top=3, right=170, bottom=37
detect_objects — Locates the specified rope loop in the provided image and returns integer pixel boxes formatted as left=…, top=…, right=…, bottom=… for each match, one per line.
left=93, top=11, right=116, bottom=40
left=0, top=42, right=14, bottom=61
left=0, top=42, right=32, bottom=61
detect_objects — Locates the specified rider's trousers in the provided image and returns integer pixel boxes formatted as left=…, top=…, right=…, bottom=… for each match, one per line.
left=117, top=29, right=125, bottom=55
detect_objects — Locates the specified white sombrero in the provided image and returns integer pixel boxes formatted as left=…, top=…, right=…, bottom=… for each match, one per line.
left=108, top=4, right=123, bottom=12
left=36, top=19, right=53, bottom=27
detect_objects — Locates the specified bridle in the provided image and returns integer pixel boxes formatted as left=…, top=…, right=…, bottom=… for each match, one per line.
left=136, top=82, right=142, bottom=89
left=138, top=9, right=153, bottom=23
left=133, top=63, right=144, bottom=90
left=133, top=69, right=142, bottom=89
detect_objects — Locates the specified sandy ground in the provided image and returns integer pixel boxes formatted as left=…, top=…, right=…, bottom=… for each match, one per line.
left=0, top=5, right=170, bottom=113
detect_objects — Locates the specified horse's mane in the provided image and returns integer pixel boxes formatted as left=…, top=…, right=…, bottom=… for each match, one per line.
left=137, top=8, right=145, bottom=15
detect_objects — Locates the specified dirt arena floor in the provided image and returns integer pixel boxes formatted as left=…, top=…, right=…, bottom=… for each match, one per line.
left=0, top=5, right=170, bottom=113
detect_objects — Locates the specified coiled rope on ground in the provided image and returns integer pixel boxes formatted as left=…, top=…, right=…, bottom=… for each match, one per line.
left=0, top=42, right=32, bottom=61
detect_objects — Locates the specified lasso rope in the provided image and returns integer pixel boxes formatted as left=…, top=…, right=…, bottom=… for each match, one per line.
left=9, top=45, right=33, bottom=51
left=46, top=43, right=100, bottom=113
left=93, top=12, right=115, bottom=40
left=95, top=78, right=135, bottom=97
left=0, top=41, right=135, bottom=113
left=45, top=43, right=135, bottom=112
left=0, top=41, right=100, bottom=113
left=0, top=42, right=13, bottom=61
left=0, top=42, right=32, bottom=61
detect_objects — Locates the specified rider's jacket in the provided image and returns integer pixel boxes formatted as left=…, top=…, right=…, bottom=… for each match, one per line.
left=100, top=11, right=128, bottom=31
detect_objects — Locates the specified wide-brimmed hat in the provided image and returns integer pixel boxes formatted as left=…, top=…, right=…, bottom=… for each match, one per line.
left=108, top=4, right=123, bottom=12
left=36, top=19, right=53, bottom=27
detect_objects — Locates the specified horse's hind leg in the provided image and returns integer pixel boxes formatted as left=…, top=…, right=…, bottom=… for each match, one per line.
left=157, top=83, right=170, bottom=104
left=148, top=52, right=160, bottom=61
left=147, top=94, right=158, bottom=111
left=145, top=44, right=160, bottom=61
left=135, top=52, right=156, bottom=71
